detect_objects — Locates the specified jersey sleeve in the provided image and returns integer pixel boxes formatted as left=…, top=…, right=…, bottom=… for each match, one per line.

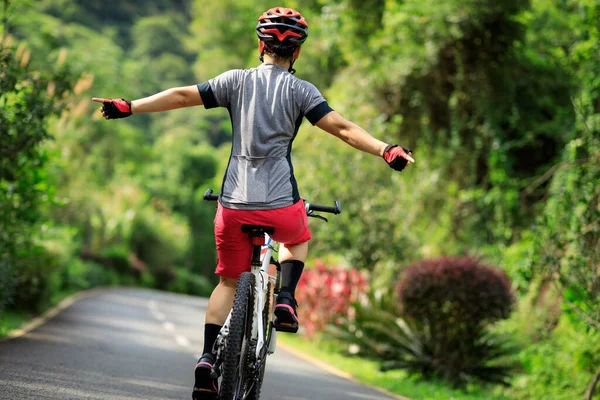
left=197, top=69, right=242, bottom=109
left=297, top=80, right=334, bottom=125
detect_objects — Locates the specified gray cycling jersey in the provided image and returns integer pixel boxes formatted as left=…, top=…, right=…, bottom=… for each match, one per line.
left=197, top=62, right=333, bottom=210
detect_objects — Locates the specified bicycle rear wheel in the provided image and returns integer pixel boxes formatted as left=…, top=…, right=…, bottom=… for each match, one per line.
left=219, top=272, right=255, bottom=400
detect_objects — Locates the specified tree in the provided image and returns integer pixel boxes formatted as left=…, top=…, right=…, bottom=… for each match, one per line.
left=529, top=1, right=600, bottom=397
left=0, top=0, right=74, bottom=312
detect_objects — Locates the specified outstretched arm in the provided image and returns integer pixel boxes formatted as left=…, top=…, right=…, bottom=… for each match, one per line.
left=130, top=85, right=203, bottom=113
left=92, top=85, right=203, bottom=118
left=315, top=111, right=415, bottom=164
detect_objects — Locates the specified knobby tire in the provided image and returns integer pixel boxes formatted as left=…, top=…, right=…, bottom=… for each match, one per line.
left=219, top=272, right=255, bottom=400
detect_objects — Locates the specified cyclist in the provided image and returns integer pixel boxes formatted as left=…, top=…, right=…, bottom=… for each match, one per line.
left=93, top=6, right=414, bottom=398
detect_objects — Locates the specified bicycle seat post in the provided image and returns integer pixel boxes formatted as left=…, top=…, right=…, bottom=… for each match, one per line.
left=250, top=233, right=264, bottom=267
left=241, top=224, right=275, bottom=267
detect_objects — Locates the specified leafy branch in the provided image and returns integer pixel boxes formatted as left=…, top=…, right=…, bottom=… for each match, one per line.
left=521, top=157, right=594, bottom=197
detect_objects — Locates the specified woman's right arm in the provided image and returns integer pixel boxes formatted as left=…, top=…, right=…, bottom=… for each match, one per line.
left=130, top=85, right=203, bottom=114
left=92, top=85, right=203, bottom=118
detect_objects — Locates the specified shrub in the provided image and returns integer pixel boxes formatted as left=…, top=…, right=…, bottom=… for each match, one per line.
left=0, top=39, right=73, bottom=315
left=100, top=246, right=133, bottom=276
left=166, top=267, right=213, bottom=297
left=399, top=256, right=513, bottom=326
left=0, top=256, right=15, bottom=316
left=128, top=206, right=189, bottom=287
left=61, top=259, right=93, bottom=291
left=62, top=258, right=122, bottom=291
left=327, top=286, right=410, bottom=358
left=295, top=260, right=367, bottom=337
left=397, top=256, right=516, bottom=385
left=11, top=245, right=61, bottom=313
left=332, top=256, right=517, bottom=387
left=497, top=310, right=600, bottom=400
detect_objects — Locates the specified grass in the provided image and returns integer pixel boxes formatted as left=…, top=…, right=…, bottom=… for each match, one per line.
left=0, top=288, right=80, bottom=338
left=279, top=333, right=513, bottom=400
left=0, top=310, right=30, bottom=337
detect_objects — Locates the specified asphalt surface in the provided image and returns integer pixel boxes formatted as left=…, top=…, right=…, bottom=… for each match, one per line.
left=0, top=288, right=397, bottom=400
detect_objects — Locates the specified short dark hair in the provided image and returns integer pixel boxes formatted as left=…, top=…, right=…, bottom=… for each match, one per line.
left=263, top=50, right=293, bottom=62
left=261, top=43, right=297, bottom=63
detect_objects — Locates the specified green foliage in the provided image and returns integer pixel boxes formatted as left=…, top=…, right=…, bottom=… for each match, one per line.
left=492, top=232, right=536, bottom=293
left=335, top=0, right=570, bottom=246
left=61, top=258, right=120, bottom=290
left=166, top=267, right=213, bottom=297
left=36, top=0, right=191, bottom=50
left=126, top=14, right=196, bottom=94
left=0, top=257, right=15, bottom=315
left=144, top=136, right=218, bottom=276
left=533, top=130, right=600, bottom=327
left=100, top=245, right=134, bottom=276
left=331, top=283, right=518, bottom=388
left=11, top=245, right=61, bottom=313
left=502, top=315, right=600, bottom=399
left=0, top=28, right=74, bottom=313
left=2, top=0, right=600, bottom=396
left=282, top=333, right=513, bottom=400
left=128, top=205, right=189, bottom=287
left=527, top=0, right=600, bottom=332
left=1, top=0, right=223, bottom=315
left=188, top=0, right=269, bottom=79
left=328, top=288, right=417, bottom=361
left=188, top=188, right=218, bottom=278
left=0, top=42, right=71, bottom=240
left=295, top=128, right=421, bottom=270
left=294, top=0, right=574, bottom=270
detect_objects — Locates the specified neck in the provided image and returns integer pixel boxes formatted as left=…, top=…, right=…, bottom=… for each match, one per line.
left=263, top=53, right=292, bottom=70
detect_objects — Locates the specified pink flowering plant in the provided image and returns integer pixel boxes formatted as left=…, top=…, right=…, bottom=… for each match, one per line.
left=295, top=259, right=368, bottom=337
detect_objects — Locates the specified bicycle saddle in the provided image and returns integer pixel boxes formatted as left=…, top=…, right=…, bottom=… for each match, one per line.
left=241, top=225, right=275, bottom=235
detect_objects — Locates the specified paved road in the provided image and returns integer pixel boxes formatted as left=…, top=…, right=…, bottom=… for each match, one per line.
left=0, top=288, right=396, bottom=400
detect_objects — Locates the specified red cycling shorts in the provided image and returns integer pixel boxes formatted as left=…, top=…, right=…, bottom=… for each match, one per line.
left=214, top=199, right=312, bottom=279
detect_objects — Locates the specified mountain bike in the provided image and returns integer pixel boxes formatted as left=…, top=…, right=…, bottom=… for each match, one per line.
left=202, top=189, right=341, bottom=400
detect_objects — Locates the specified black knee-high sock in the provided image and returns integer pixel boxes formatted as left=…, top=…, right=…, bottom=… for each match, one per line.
left=280, top=260, right=305, bottom=297
left=202, top=323, right=222, bottom=356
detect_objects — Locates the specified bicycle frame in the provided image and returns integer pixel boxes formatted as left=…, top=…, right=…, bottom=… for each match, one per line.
left=214, top=234, right=278, bottom=364
left=254, top=234, right=278, bottom=358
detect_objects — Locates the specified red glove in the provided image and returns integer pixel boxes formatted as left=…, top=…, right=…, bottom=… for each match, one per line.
left=383, top=144, right=413, bottom=171
left=93, top=98, right=132, bottom=119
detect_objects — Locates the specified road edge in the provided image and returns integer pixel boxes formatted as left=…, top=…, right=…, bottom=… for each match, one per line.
left=0, top=287, right=104, bottom=341
left=278, top=340, right=412, bottom=400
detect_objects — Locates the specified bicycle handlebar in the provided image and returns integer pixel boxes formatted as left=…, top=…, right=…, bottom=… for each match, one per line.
left=305, top=201, right=341, bottom=215
left=203, top=189, right=219, bottom=201
left=203, top=189, right=342, bottom=215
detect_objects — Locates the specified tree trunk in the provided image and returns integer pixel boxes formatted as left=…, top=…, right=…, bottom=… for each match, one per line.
left=585, top=364, right=600, bottom=400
